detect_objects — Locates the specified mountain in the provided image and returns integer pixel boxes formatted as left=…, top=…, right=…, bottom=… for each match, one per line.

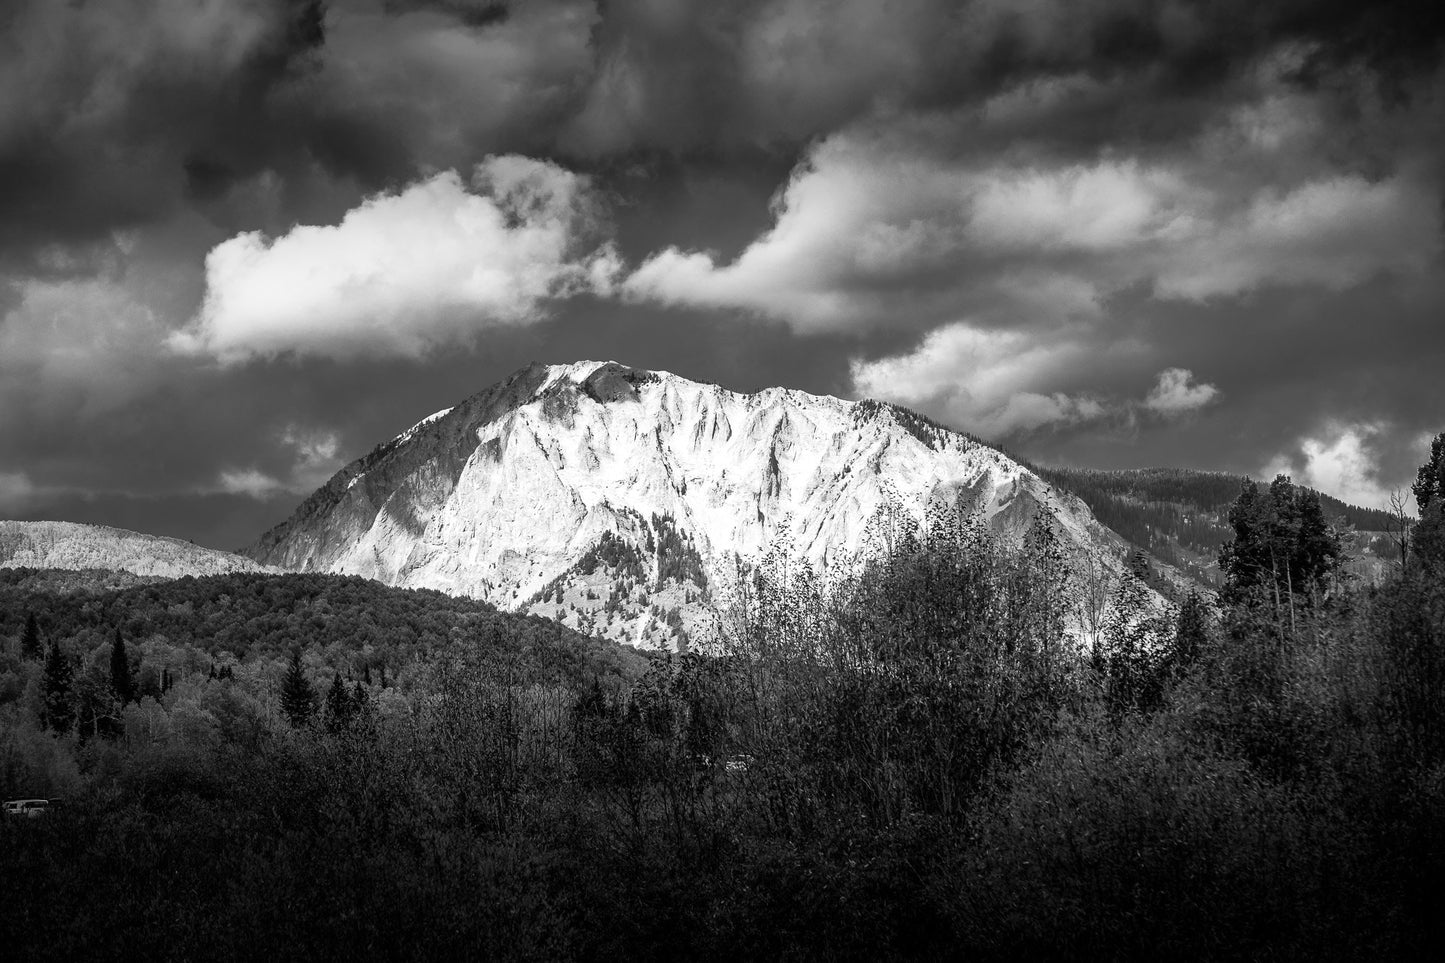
left=1034, top=466, right=1403, bottom=587
left=1, top=520, right=274, bottom=579
left=246, top=361, right=1141, bottom=648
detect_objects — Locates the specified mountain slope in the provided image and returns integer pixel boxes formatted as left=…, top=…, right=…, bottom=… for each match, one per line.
left=247, top=361, right=1141, bottom=648
left=1, top=520, right=275, bottom=579
left=1034, top=466, right=1402, bottom=586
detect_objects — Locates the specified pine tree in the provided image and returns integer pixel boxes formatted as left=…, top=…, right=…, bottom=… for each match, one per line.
left=110, top=628, right=135, bottom=704
left=280, top=649, right=316, bottom=729
left=1219, top=475, right=1342, bottom=612
left=21, top=613, right=42, bottom=660
left=1412, top=432, right=1445, bottom=572
left=1413, top=432, right=1445, bottom=514
left=324, top=672, right=353, bottom=733
left=1172, top=591, right=1209, bottom=671
left=1097, top=573, right=1168, bottom=713
left=41, top=640, right=75, bottom=733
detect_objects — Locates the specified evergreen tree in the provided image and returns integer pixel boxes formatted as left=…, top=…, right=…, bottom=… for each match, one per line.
left=1172, top=591, right=1209, bottom=671
left=1413, top=432, right=1445, bottom=514
left=1219, top=476, right=1343, bottom=612
left=1412, top=432, right=1445, bottom=572
left=21, top=612, right=42, bottom=660
left=41, top=639, right=75, bottom=733
left=280, top=649, right=316, bottom=729
left=324, top=672, right=353, bottom=733
left=351, top=680, right=370, bottom=715
left=1019, top=506, right=1074, bottom=657
left=110, top=628, right=135, bottom=704
left=1096, top=573, right=1169, bottom=713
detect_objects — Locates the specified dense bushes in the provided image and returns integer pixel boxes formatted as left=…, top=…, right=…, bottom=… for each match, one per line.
left=3, top=467, right=1445, bottom=958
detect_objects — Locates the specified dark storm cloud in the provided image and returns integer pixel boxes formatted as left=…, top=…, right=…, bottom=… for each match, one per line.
left=381, top=0, right=510, bottom=29
left=0, top=0, right=328, bottom=265
left=3, top=0, right=1437, bottom=264
left=562, top=0, right=1445, bottom=159
left=3, top=0, right=1444, bottom=546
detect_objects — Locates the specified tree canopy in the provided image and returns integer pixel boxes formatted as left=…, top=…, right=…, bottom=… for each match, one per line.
left=1218, top=475, right=1343, bottom=610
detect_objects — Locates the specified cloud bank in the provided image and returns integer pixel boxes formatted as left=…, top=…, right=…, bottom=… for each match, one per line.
left=4, top=0, right=1444, bottom=545
left=625, top=125, right=1440, bottom=334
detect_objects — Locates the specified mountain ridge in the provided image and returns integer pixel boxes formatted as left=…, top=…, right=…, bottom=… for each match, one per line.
left=1, top=519, right=275, bottom=580
left=1034, top=465, right=1400, bottom=586
left=243, top=360, right=1141, bottom=647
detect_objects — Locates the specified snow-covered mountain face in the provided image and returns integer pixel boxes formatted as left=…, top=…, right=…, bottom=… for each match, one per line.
left=1, top=520, right=275, bottom=579
left=246, top=361, right=1132, bottom=648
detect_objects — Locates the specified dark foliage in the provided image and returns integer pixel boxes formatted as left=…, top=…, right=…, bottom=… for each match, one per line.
left=109, top=628, right=134, bottom=705
left=2, top=455, right=1444, bottom=959
left=21, top=612, right=41, bottom=660
left=40, top=639, right=73, bottom=733
left=280, top=649, right=316, bottom=729
left=1039, top=465, right=1396, bottom=585
left=1219, top=474, right=1344, bottom=611
left=0, top=569, right=639, bottom=689
left=323, top=672, right=354, bottom=733
left=1413, top=433, right=1445, bottom=573
left=650, top=513, right=707, bottom=590
left=576, top=530, right=647, bottom=582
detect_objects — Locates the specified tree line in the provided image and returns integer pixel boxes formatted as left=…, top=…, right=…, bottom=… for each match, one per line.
left=1, top=436, right=1444, bottom=959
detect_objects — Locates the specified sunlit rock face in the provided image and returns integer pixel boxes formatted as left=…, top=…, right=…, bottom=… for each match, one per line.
left=246, top=361, right=1127, bottom=648
left=0, top=520, right=274, bottom=579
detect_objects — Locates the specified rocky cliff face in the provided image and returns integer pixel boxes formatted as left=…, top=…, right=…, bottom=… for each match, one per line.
left=1, top=520, right=274, bottom=579
left=246, top=361, right=1135, bottom=648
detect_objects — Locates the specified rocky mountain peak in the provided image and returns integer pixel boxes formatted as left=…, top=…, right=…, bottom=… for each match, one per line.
left=245, top=361, right=1136, bottom=648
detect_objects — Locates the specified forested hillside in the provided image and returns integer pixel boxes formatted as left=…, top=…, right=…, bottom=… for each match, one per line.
left=3, top=439, right=1445, bottom=960
left=1036, top=466, right=1402, bottom=585
left=0, top=569, right=644, bottom=675
left=0, top=520, right=272, bottom=579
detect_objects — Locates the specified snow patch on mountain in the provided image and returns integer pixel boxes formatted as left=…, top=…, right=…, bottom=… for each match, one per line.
left=247, top=361, right=1140, bottom=648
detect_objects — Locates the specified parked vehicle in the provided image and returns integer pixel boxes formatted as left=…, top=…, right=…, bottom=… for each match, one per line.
left=2, top=799, right=50, bottom=818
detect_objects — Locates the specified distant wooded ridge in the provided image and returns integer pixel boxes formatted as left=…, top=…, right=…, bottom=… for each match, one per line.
left=1032, top=465, right=1401, bottom=587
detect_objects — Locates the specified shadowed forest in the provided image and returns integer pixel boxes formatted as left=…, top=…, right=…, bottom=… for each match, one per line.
left=2, top=437, right=1445, bottom=960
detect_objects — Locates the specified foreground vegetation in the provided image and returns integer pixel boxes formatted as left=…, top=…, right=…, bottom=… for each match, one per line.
left=3, top=439, right=1445, bottom=960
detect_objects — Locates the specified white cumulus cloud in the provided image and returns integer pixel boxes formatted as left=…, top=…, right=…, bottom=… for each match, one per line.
left=1262, top=423, right=1395, bottom=510
left=170, top=156, right=621, bottom=363
left=210, top=424, right=347, bottom=499
left=623, top=122, right=1439, bottom=334
left=1144, top=368, right=1219, bottom=415
left=214, top=468, right=288, bottom=500
left=849, top=322, right=1108, bottom=436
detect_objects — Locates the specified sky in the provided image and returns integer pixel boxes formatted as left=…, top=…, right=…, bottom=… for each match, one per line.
left=1, top=0, right=1442, bottom=550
